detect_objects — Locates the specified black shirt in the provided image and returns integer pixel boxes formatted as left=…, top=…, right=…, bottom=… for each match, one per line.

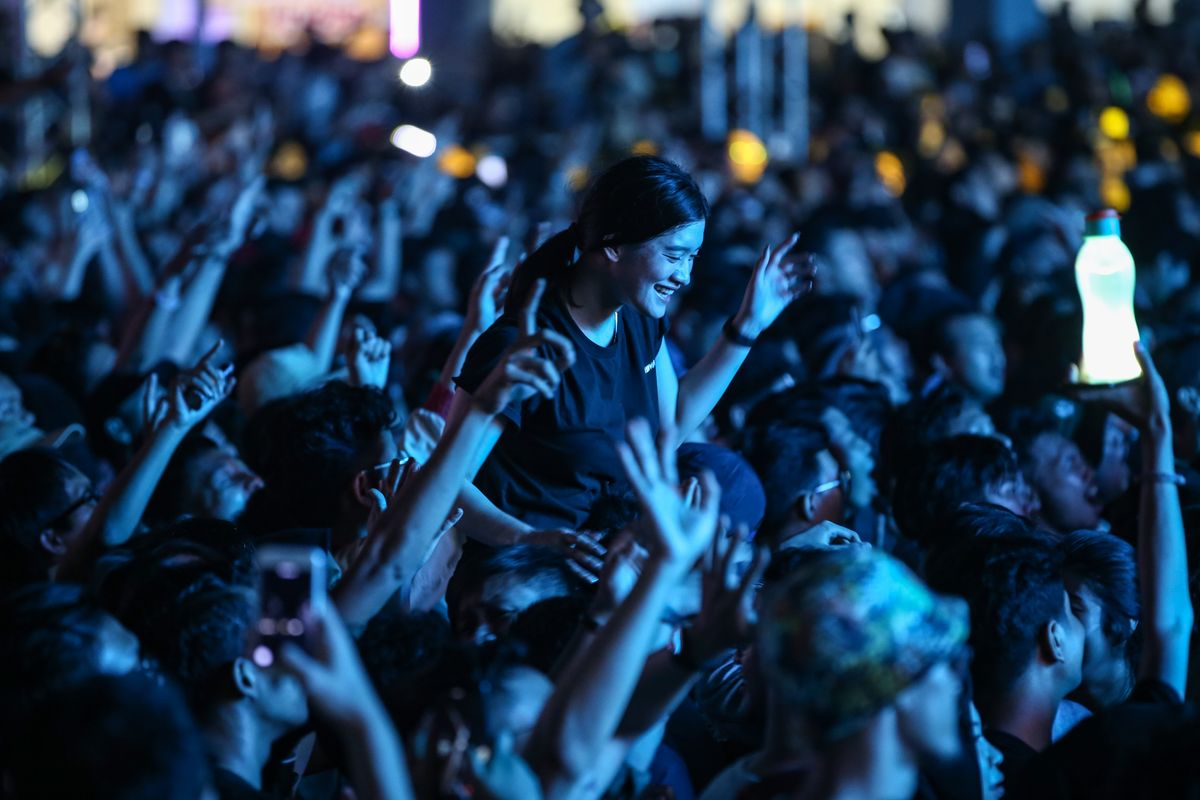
left=1006, top=680, right=1189, bottom=800
left=457, top=293, right=667, bottom=530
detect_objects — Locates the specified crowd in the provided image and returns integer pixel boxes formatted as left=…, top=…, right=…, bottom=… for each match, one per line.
left=2, top=5, right=1200, bottom=799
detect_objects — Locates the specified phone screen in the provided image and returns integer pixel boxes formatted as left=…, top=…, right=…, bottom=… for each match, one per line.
left=252, top=545, right=326, bottom=668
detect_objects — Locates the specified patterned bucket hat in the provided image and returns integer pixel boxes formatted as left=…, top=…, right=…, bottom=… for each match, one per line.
left=759, top=546, right=969, bottom=742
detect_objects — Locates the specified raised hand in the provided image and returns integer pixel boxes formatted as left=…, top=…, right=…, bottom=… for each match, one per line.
left=148, top=341, right=236, bottom=435
left=1069, top=341, right=1171, bottom=432
left=464, top=236, right=512, bottom=335
left=347, top=326, right=392, bottom=389
left=470, top=279, right=575, bottom=415
left=278, top=602, right=383, bottom=730
left=328, top=248, right=368, bottom=300
left=732, top=233, right=816, bottom=338
left=588, top=529, right=647, bottom=624
left=526, top=528, right=607, bottom=583
left=224, top=174, right=266, bottom=251
left=615, top=418, right=721, bottom=570
left=687, top=525, right=769, bottom=662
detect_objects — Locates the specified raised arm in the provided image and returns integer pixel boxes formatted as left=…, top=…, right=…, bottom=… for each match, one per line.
left=58, top=344, right=236, bottom=580
left=357, top=197, right=402, bottom=303
left=305, top=249, right=366, bottom=373
left=664, top=235, right=813, bottom=444
left=1074, top=341, right=1193, bottom=696
left=1133, top=344, right=1193, bottom=694
left=436, top=236, right=512, bottom=390
left=280, top=603, right=414, bottom=800
left=334, top=281, right=576, bottom=627
left=525, top=418, right=720, bottom=797
left=163, top=178, right=264, bottom=364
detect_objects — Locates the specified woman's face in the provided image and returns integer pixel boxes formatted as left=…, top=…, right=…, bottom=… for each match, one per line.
left=611, top=221, right=705, bottom=318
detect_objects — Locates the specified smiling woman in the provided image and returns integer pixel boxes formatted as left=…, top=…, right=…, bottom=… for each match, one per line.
left=450, top=155, right=811, bottom=538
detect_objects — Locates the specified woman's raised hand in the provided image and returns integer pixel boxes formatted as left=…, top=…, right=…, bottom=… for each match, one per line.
left=732, top=233, right=816, bottom=339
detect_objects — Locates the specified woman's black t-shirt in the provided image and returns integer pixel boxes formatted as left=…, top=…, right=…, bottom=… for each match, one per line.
left=456, top=292, right=667, bottom=530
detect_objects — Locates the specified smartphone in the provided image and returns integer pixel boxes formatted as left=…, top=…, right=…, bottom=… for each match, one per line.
left=252, top=544, right=327, bottom=668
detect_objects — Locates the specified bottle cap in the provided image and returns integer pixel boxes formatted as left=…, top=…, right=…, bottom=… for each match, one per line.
left=1085, top=209, right=1122, bottom=237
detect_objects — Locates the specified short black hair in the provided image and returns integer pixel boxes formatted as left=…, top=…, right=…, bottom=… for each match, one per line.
left=926, top=535, right=1069, bottom=699
left=446, top=544, right=582, bottom=625
left=358, top=608, right=452, bottom=729
left=0, top=583, right=121, bottom=721
left=241, top=381, right=396, bottom=533
left=742, top=423, right=831, bottom=535
left=5, top=673, right=211, bottom=800
left=0, top=447, right=81, bottom=582
left=1061, top=529, right=1139, bottom=650
left=892, top=435, right=1023, bottom=546
left=881, top=383, right=986, bottom=486
left=132, top=572, right=256, bottom=720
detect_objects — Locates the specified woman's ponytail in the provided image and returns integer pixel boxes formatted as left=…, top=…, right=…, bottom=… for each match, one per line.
left=504, top=226, right=578, bottom=315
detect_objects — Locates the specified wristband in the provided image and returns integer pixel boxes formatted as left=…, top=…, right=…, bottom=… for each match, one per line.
left=1141, top=471, right=1186, bottom=486
left=722, top=317, right=757, bottom=348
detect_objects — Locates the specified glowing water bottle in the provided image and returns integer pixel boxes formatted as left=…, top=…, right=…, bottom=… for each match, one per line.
left=1075, top=209, right=1142, bottom=384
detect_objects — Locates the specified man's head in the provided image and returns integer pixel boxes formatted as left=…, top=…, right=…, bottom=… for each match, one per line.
left=150, top=434, right=263, bottom=525
left=925, top=536, right=1084, bottom=709
left=893, top=435, right=1038, bottom=546
left=448, top=545, right=583, bottom=644
left=744, top=423, right=847, bottom=542
left=0, top=447, right=98, bottom=582
left=1061, top=530, right=1139, bottom=709
left=760, top=547, right=967, bottom=758
left=1013, top=420, right=1103, bottom=532
left=3, top=673, right=213, bottom=800
left=137, top=573, right=307, bottom=735
left=932, top=312, right=1006, bottom=402
left=241, top=381, right=396, bottom=534
left=0, top=583, right=140, bottom=725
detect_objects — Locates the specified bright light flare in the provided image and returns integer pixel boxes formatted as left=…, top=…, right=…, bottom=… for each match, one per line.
left=390, top=0, right=421, bottom=59
left=477, top=155, right=508, bottom=188
left=391, top=125, right=437, bottom=158
left=399, top=57, right=431, bottom=87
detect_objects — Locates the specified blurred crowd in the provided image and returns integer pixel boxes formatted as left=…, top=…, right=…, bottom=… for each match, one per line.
left=2, top=3, right=1200, bottom=799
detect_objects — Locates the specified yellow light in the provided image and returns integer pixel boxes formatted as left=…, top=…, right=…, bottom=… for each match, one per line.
left=875, top=151, right=906, bottom=197
left=269, top=142, right=308, bottom=181
left=19, top=155, right=65, bottom=191
left=1160, top=138, right=1181, bottom=162
left=437, top=145, right=476, bottom=179
left=631, top=139, right=659, bottom=156
left=345, top=28, right=388, bottom=61
left=1099, top=107, right=1130, bottom=140
left=1185, top=131, right=1200, bottom=158
left=937, top=139, right=967, bottom=173
left=1096, top=140, right=1137, bottom=175
left=1100, top=176, right=1131, bottom=212
left=1017, top=154, right=1045, bottom=194
left=1147, top=74, right=1191, bottom=123
left=567, top=166, right=590, bottom=192
left=918, top=120, right=945, bottom=158
left=727, top=130, right=768, bottom=184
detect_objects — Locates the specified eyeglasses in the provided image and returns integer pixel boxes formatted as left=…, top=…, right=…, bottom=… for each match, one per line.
left=812, top=469, right=852, bottom=499
left=42, top=488, right=99, bottom=531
